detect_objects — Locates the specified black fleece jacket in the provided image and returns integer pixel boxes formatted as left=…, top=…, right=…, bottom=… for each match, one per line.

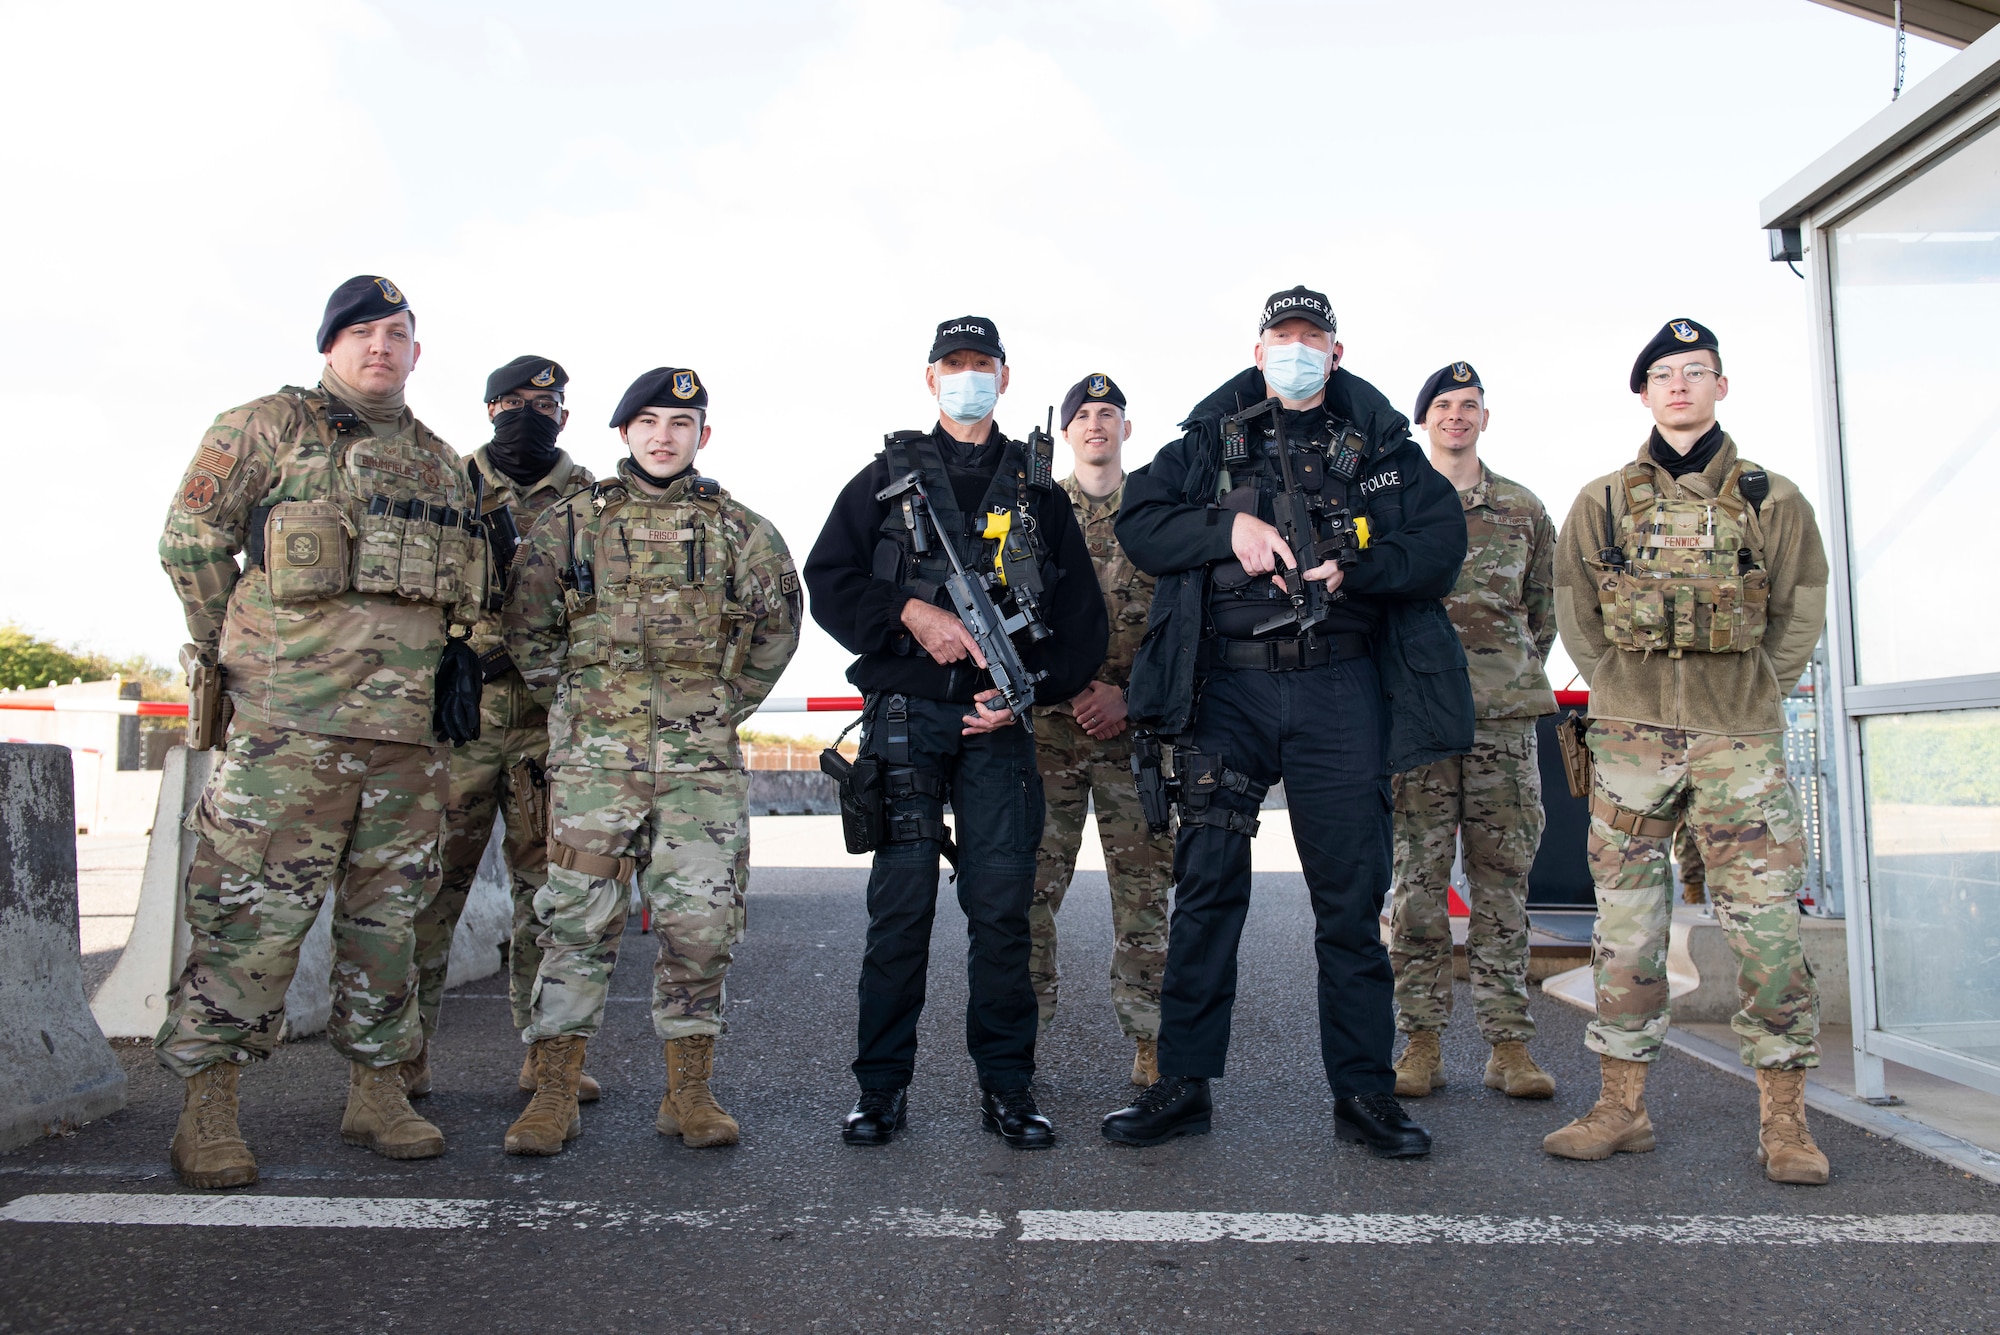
left=804, top=423, right=1109, bottom=705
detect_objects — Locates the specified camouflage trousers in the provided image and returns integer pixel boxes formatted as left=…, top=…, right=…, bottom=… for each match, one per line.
left=411, top=677, right=551, bottom=1038
left=155, top=722, right=447, bottom=1078
left=1389, top=717, right=1544, bottom=1043
left=1029, top=711, right=1174, bottom=1040
left=521, top=757, right=748, bottom=1043
left=1586, top=720, right=1818, bottom=1070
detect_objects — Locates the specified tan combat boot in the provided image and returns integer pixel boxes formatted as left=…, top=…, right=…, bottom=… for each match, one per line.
left=170, top=1063, right=258, bottom=1190
left=1131, top=1037, right=1160, bottom=1088
left=1484, top=1041, right=1556, bottom=1099
left=400, top=1044, right=431, bottom=1099
left=1393, top=1030, right=1446, bottom=1097
left=506, top=1036, right=587, bottom=1155
left=341, top=1062, right=446, bottom=1160
left=657, top=1035, right=740, bottom=1148
left=1543, top=1053, right=1655, bottom=1160
left=1757, top=1068, right=1831, bottom=1185
left=520, top=1049, right=601, bottom=1102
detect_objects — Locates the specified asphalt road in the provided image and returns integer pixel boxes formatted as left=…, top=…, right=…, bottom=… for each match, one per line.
left=3, top=869, right=1997, bottom=1334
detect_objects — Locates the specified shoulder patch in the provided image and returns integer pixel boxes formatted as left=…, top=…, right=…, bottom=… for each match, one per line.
left=194, top=439, right=240, bottom=480
left=179, top=474, right=219, bottom=514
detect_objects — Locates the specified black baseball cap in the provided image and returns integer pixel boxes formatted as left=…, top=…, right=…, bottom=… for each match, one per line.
left=1259, top=285, right=1336, bottom=334
left=927, top=316, right=1006, bottom=363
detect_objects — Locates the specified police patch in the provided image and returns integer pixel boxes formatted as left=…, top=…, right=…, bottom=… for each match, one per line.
left=1671, top=320, right=1699, bottom=343
left=530, top=365, right=556, bottom=387
left=1359, top=468, right=1402, bottom=497
left=672, top=370, right=698, bottom=400
left=374, top=277, right=404, bottom=304
left=1451, top=362, right=1473, bottom=383
left=179, top=474, right=218, bottom=514
left=286, top=531, right=321, bottom=567
left=1087, top=374, right=1110, bottom=398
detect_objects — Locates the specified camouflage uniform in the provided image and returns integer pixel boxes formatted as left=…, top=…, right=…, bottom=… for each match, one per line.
left=156, top=386, right=476, bottom=1077
left=1554, top=435, right=1830, bottom=1071
left=412, top=446, right=594, bottom=1037
left=1391, top=464, right=1556, bottom=1042
left=503, top=460, right=800, bottom=1043
left=1029, top=476, right=1174, bottom=1039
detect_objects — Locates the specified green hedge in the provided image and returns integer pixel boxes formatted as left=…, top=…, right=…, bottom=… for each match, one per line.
left=1866, top=714, right=2000, bottom=807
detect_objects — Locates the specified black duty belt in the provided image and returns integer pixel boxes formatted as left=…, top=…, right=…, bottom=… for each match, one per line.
left=1200, top=632, right=1371, bottom=674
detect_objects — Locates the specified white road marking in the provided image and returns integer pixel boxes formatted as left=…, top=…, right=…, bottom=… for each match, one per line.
left=1015, top=1210, right=2000, bottom=1245
left=5, top=1196, right=1999, bottom=1244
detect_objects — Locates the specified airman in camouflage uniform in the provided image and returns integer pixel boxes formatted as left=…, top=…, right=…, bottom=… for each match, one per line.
left=1547, top=319, right=1831, bottom=1185
left=1389, top=363, right=1559, bottom=1101
left=156, top=276, right=470, bottom=1189
left=500, top=366, right=800, bottom=1156
left=1028, top=374, right=1175, bottom=1087
left=406, top=355, right=597, bottom=1103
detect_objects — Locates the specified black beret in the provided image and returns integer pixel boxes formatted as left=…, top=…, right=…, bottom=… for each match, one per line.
left=1060, top=372, right=1127, bottom=429
left=927, top=316, right=1006, bottom=363
left=1630, top=318, right=1720, bottom=392
left=1412, top=361, right=1483, bottom=424
left=1259, top=285, right=1335, bottom=333
left=609, top=367, right=707, bottom=429
left=316, top=275, right=412, bottom=353
left=485, top=355, right=568, bottom=403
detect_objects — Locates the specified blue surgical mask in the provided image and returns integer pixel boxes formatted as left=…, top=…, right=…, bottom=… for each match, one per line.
left=1262, top=341, right=1330, bottom=400
left=937, top=369, right=1000, bottom=424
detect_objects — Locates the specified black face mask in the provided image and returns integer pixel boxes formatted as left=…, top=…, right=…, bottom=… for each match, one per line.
left=488, top=407, right=563, bottom=485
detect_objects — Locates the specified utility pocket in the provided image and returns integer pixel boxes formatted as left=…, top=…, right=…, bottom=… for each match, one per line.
left=353, top=505, right=404, bottom=594
left=397, top=507, right=442, bottom=602
left=440, top=523, right=489, bottom=626
left=263, top=500, right=352, bottom=604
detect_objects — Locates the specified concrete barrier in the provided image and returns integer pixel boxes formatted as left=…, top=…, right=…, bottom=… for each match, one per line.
left=0, top=743, right=126, bottom=1150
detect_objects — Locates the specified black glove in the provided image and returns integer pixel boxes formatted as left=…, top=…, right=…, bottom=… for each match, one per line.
left=434, top=633, right=484, bottom=745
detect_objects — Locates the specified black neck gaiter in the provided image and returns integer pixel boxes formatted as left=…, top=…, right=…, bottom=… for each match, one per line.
left=488, top=408, right=563, bottom=486
left=1649, top=422, right=1724, bottom=478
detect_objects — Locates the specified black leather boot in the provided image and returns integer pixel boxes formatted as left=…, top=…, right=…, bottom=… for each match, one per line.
left=841, top=1088, right=908, bottom=1146
left=1101, top=1075, right=1212, bottom=1146
left=1334, top=1091, right=1432, bottom=1158
left=980, top=1087, right=1055, bottom=1150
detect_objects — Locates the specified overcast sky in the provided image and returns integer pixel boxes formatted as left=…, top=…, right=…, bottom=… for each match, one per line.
left=0, top=0, right=1953, bottom=728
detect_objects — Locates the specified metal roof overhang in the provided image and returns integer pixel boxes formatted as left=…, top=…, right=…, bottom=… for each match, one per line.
left=1808, top=0, right=2000, bottom=48
left=1761, top=20, right=2000, bottom=227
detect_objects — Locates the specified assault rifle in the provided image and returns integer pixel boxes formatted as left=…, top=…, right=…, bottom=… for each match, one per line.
left=1220, top=397, right=1340, bottom=637
left=876, top=470, right=1047, bottom=733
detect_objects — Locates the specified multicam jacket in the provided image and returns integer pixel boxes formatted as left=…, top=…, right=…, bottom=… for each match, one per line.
left=1450, top=463, right=1558, bottom=720
left=1036, top=474, right=1155, bottom=717
left=503, top=459, right=802, bottom=770
left=159, top=385, right=473, bottom=745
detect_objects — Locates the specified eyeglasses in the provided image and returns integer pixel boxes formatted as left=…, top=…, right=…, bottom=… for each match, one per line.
left=495, top=394, right=563, bottom=416
left=1644, top=364, right=1720, bottom=387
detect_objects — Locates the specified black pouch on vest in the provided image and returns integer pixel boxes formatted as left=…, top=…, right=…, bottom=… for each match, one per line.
left=821, top=750, right=884, bottom=855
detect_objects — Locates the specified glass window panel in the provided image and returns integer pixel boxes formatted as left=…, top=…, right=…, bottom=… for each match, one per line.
left=1860, top=709, right=2000, bottom=1069
left=1830, top=119, right=2000, bottom=684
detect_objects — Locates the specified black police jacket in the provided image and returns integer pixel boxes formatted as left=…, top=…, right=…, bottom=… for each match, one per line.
left=805, top=423, right=1109, bottom=706
left=1115, top=365, right=1475, bottom=773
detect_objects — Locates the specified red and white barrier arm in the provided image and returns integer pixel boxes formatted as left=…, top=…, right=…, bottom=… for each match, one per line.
left=0, top=694, right=870, bottom=717
left=754, top=696, right=865, bottom=713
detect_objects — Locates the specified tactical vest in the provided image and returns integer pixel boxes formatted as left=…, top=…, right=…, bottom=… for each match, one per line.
left=1592, top=459, right=1769, bottom=657
left=869, top=430, right=1055, bottom=650
left=1207, top=413, right=1374, bottom=637
left=564, top=476, right=752, bottom=679
left=252, top=388, right=487, bottom=628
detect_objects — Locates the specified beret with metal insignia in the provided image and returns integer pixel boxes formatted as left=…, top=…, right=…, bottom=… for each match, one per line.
left=1412, top=361, right=1483, bottom=425
left=609, top=367, right=708, bottom=429
left=316, top=274, right=413, bottom=353
left=927, top=316, right=1006, bottom=364
left=1060, top=372, right=1127, bottom=429
left=1629, top=318, right=1720, bottom=393
left=485, top=355, right=568, bottom=403
left=1258, top=284, right=1336, bottom=334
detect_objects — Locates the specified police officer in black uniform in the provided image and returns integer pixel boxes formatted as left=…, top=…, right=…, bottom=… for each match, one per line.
left=805, top=316, right=1108, bottom=1149
left=1102, top=286, right=1473, bottom=1156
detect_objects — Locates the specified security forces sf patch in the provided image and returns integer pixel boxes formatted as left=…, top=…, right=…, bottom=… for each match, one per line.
left=672, top=371, right=698, bottom=400
left=1086, top=374, right=1110, bottom=398
left=179, top=474, right=218, bottom=514
left=374, top=277, right=404, bottom=304
left=531, top=365, right=556, bottom=387
left=1671, top=320, right=1699, bottom=342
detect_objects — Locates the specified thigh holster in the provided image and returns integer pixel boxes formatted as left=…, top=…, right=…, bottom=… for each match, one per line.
left=548, top=836, right=637, bottom=884
left=1172, top=749, right=1267, bottom=838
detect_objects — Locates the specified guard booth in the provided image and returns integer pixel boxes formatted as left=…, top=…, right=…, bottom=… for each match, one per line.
left=1762, top=22, right=2000, bottom=1099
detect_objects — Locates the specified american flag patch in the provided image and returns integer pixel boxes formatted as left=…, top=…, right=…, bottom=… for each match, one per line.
left=194, top=442, right=238, bottom=479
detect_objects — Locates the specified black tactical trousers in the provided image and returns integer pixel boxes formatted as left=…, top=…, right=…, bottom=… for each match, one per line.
left=852, top=694, right=1044, bottom=1092
left=1159, top=656, right=1397, bottom=1097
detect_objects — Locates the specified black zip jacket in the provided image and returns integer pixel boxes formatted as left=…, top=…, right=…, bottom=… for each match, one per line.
left=805, top=423, right=1109, bottom=706
left=1115, top=365, right=1474, bottom=770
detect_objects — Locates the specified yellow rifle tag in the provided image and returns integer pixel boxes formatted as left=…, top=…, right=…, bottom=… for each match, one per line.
left=1354, top=516, right=1372, bottom=548
left=984, top=509, right=1013, bottom=584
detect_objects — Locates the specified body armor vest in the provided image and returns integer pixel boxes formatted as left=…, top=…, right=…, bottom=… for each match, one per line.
left=565, top=477, right=751, bottom=679
left=1592, top=459, right=1769, bottom=658
left=1207, top=414, right=1371, bottom=638
left=870, top=430, right=1055, bottom=652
